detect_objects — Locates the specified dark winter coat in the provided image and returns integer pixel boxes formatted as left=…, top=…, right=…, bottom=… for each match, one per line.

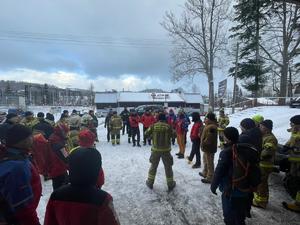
left=201, top=122, right=218, bottom=153
left=211, top=144, right=248, bottom=198
left=105, top=113, right=113, bottom=128
left=32, top=118, right=54, bottom=139
left=120, top=109, right=130, bottom=122
left=0, top=120, right=14, bottom=144
left=239, top=127, right=262, bottom=154
left=0, top=147, right=42, bottom=225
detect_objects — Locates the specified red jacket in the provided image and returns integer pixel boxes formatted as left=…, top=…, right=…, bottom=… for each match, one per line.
left=31, top=133, right=50, bottom=176
left=190, top=121, right=203, bottom=141
left=44, top=185, right=119, bottom=225
left=141, top=114, right=155, bottom=128
left=129, top=115, right=140, bottom=128
left=48, top=133, right=69, bottom=178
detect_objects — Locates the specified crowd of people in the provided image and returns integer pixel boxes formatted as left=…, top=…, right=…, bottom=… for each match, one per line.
left=0, top=106, right=299, bottom=225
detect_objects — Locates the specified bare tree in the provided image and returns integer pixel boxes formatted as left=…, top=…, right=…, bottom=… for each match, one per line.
left=162, top=0, right=230, bottom=111
left=260, top=1, right=300, bottom=104
left=89, top=83, right=95, bottom=106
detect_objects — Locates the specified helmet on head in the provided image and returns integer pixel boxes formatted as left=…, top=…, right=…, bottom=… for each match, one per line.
left=252, top=114, right=264, bottom=124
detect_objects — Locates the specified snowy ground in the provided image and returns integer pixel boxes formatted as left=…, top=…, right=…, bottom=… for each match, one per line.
left=34, top=106, right=300, bottom=225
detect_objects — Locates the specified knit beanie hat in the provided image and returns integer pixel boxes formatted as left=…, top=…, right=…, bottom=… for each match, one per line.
left=206, top=112, right=217, bottom=122
left=46, top=113, right=55, bottom=121
left=79, top=129, right=96, bottom=147
left=5, top=124, right=32, bottom=146
left=252, top=114, right=264, bottom=124
left=260, top=119, right=273, bottom=130
left=290, top=115, right=300, bottom=125
left=224, top=127, right=239, bottom=144
left=24, top=111, right=33, bottom=117
left=69, top=148, right=102, bottom=186
left=240, top=118, right=255, bottom=130
left=6, top=113, right=18, bottom=120
left=37, top=112, right=45, bottom=118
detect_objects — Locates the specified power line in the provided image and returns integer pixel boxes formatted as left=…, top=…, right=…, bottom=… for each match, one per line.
left=0, top=30, right=179, bottom=49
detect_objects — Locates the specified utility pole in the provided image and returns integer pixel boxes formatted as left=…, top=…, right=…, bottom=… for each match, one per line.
left=232, top=42, right=239, bottom=114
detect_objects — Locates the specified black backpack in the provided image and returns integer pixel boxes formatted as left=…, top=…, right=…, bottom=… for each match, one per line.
left=232, top=143, right=261, bottom=192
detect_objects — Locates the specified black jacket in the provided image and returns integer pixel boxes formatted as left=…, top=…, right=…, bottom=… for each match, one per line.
left=32, top=119, right=54, bottom=139
left=238, top=127, right=262, bottom=154
left=0, top=121, right=14, bottom=144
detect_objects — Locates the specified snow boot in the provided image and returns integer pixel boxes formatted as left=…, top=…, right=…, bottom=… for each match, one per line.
left=192, top=164, right=201, bottom=169
left=186, top=156, right=192, bottom=164
left=128, top=138, right=131, bottom=143
left=168, top=181, right=176, bottom=192
left=146, top=180, right=153, bottom=189
left=201, top=178, right=211, bottom=184
left=177, top=154, right=184, bottom=159
left=175, top=152, right=180, bottom=156
left=199, top=172, right=206, bottom=178
left=137, top=143, right=141, bottom=147
left=133, top=142, right=136, bottom=147
left=282, top=202, right=300, bottom=213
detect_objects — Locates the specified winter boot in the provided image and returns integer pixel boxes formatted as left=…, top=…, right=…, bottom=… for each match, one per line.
left=177, top=153, right=184, bottom=159
left=168, top=181, right=176, bottom=192
left=199, top=172, right=206, bottom=178
left=128, top=138, right=131, bottom=143
left=137, top=142, right=141, bottom=147
left=201, top=178, right=211, bottom=184
left=146, top=180, right=153, bottom=189
left=175, top=152, right=180, bottom=156
left=186, top=156, right=192, bottom=164
left=192, top=164, right=201, bottom=169
left=282, top=202, right=300, bottom=213
left=133, top=142, right=136, bottom=147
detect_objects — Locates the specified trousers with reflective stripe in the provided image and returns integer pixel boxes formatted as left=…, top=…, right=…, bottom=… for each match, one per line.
left=253, top=168, right=273, bottom=207
left=147, top=151, right=174, bottom=186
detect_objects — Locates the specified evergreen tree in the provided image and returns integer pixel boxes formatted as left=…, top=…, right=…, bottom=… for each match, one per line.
left=230, top=0, right=272, bottom=103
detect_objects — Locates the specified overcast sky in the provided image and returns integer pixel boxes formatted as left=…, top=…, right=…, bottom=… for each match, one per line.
left=0, top=0, right=231, bottom=94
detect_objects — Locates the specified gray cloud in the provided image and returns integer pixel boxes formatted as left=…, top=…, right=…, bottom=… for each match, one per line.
left=0, top=0, right=185, bottom=80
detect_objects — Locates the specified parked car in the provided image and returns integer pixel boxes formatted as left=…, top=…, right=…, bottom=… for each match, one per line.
left=290, top=82, right=300, bottom=108
left=134, top=105, right=164, bottom=116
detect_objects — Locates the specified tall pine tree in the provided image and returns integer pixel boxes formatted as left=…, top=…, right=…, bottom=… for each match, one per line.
left=230, top=0, right=271, bottom=104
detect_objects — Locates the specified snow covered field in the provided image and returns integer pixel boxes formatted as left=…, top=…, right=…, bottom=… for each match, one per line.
left=33, top=106, right=300, bottom=225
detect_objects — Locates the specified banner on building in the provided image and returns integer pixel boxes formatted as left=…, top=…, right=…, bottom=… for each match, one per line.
left=218, top=79, right=227, bottom=99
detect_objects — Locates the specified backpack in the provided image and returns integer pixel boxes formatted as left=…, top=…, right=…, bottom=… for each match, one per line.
left=232, top=143, right=261, bottom=192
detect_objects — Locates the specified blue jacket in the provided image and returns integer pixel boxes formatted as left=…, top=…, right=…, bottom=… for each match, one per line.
left=0, top=148, right=33, bottom=212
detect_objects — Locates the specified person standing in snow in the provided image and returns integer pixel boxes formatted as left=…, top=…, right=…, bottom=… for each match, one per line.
left=104, top=109, right=113, bottom=142
left=166, top=109, right=177, bottom=145
left=48, top=123, right=70, bottom=190
left=218, top=109, right=230, bottom=149
left=145, top=113, right=176, bottom=191
left=44, top=147, right=119, bottom=225
left=199, top=112, right=218, bottom=184
left=252, top=119, right=278, bottom=209
left=89, top=110, right=99, bottom=142
left=175, top=112, right=187, bottom=159
left=129, top=110, right=141, bottom=147
left=21, top=111, right=39, bottom=129
left=186, top=112, right=204, bottom=169
left=211, top=127, right=248, bottom=225
left=120, top=107, right=130, bottom=135
left=0, top=124, right=42, bottom=225
left=109, top=111, right=123, bottom=145
left=282, top=115, right=300, bottom=213
left=141, top=110, right=155, bottom=146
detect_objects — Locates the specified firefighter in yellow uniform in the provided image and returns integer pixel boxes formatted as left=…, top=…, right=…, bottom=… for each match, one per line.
left=282, top=115, right=300, bottom=213
left=253, top=119, right=278, bottom=209
left=109, top=111, right=123, bottom=145
left=218, top=109, right=229, bottom=149
left=21, top=111, right=39, bottom=129
left=145, top=113, right=176, bottom=191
